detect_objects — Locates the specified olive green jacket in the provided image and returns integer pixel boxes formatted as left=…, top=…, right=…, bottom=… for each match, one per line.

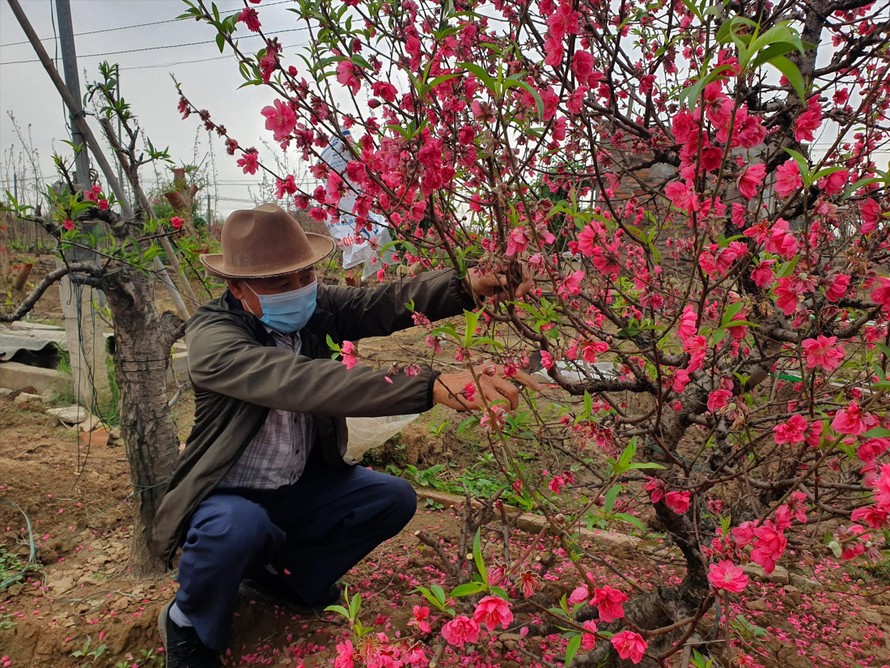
left=151, top=269, right=473, bottom=565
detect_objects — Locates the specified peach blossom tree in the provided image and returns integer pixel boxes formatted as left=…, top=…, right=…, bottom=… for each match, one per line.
left=178, top=0, right=890, bottom=664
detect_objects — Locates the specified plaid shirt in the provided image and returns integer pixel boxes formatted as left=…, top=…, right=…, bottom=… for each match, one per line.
left=218, top=330, right=314, bottom=490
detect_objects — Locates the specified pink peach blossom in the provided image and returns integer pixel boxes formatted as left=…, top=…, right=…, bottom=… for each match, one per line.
left=410, top=605, right=431, bottom=633
left=334, top=639, right=354, bottom=668
left=750, top=260, right=775, bottom=288
left=774, top=160, right=802, bottom=198
left=824, top=274, right=850, bottom=302
left=472, top=596, right=513, bottom=631
left=665, top=490, right=692, bottom=514
left=237, top=150, right=259, bottom=175
left=875, top=463, right=890, bottom=511
left=707, top=389, right=733, bottom=412
left=802, top=335, right=845, bottom=371
left=708, top=560, right=750, bottom=593
left=568, top=584, right=590, bottom=606
left=591, top=585, right=628, bottom=622
left=581, top=620, right=598, bottom=650
left=817, top=169, right=848, bottom=196
left=793, top=96, right=823, bottom=142
left=261, top=99, right=296, bottom=141
left=773, top=414, right=809, bottom=445
left=336, top=59, right=361, bottom=95
left=831, top=402, right=868, bottom=436
left=737, top=163, right=766, bottom=199
left=237, top=7, right=261, bottom=31
left=871, top=277, right=890, bottom=313
left=441, top=615, right=479, bottom=648
left=340, top=341, right=358, bottom=369
left=506, top=227, right=528, bottom=256
left=750, top=522, right=787, bottom=574
left=610, top=630, right=647, bottom=664
left=859, top=198, right=881, bottom=234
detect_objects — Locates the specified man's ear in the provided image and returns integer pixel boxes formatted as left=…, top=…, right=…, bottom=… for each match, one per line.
left=227, top=279, right=245, bottom=300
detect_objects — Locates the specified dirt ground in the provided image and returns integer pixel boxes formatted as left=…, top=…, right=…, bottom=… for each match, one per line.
left=2, top=394, right=890, bottom=667
left=2, top=259, right=890, bottom=667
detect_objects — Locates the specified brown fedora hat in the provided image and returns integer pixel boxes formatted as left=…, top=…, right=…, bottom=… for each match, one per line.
left=201, top=204, right=335, bottom=279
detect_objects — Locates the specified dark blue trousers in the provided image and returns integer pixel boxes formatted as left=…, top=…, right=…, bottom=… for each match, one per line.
left=174, top=460, right=417, bottom=653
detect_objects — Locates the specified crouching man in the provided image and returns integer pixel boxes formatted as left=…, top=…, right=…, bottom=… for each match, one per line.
left=152, top=204, right=538, bottom=666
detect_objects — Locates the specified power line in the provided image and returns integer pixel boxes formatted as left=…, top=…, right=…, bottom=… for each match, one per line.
left=117, top=44, right=301, bottom=71
left=0, top=27, right=307, bottom=66
left=119, top=53, right=231, bottom=71
left=1, top=17, right=181, bottom=48
left=0, top=0, right=294, bottom=48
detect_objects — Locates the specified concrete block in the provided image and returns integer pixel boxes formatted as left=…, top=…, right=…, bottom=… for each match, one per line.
left=0, top=361, right=71, bottom=395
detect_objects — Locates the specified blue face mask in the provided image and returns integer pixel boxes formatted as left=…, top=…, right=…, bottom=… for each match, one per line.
left=245, top=280, right=318, bottom=333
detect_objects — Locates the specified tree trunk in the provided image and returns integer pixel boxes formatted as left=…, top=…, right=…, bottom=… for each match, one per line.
left=100, top=268, right=183, bottom=574
left=571, top=501, right=711, bottom=667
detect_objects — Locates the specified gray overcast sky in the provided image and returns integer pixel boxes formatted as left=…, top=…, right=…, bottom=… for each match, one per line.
left=0, top=0, right=309, bottom=218
left=2, top=1, right=886, bottom=222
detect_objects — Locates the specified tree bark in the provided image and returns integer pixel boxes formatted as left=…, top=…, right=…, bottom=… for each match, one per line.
left=99, top=268, right=183, bottom=574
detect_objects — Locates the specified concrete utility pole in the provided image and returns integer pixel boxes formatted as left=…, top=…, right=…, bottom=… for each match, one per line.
left=56, top=0, right=90, bottom=188
left=54, top=0, right=112, bottom=414
left=7, top=0, right=192, bottom=321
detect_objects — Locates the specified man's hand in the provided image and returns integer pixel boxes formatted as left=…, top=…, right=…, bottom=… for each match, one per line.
left=433, top=363, right=542, bottom=411
left=467, top=263, right=533, bottom=301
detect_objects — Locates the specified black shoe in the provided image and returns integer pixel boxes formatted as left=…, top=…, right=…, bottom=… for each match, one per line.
left=158, top=601, right=220, bottom=668
left=239, top=578, right=341, bottom=615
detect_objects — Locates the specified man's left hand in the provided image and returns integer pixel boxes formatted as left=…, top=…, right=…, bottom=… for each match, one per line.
left=467, top=263, right=533, bottom=302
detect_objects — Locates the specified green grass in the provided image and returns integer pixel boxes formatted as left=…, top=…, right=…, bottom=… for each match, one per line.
left=47, top=347, right=120, bottom=427
left=0, top=544, right=38, bottom=590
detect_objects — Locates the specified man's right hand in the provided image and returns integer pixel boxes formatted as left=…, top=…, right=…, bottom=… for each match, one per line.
left=433, top=364, right=542, bottom=411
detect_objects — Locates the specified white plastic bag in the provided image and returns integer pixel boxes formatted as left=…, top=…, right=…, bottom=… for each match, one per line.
left=346, top=414, right=421, bottom=460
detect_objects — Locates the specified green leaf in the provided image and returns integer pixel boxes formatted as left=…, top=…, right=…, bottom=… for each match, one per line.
left=490, top=586, right=509, bottom=600
left=564, top=633, right=582, bottom=667
left=749, top=41, right=798, bottom=69
left=463, top=309, right=481, bottom=348
left=863, top=427, right=890, bottom=439
left=351, top=53, right=372, bottom=70
left=680, top=0, right=704, bottom=22
left=812, top=165, right=846, bottom=182
left=844, top=177, right=882, bottom=199
left=425, top=71, right=464, bottom=93
left=749, top=23, right=806, bottom=62
left=324, top=604, right=350, bottom=619
left=470, top=336, right=504, bottom=348
left=720, top=301, right=746, bottom=328
left=504, top=78, right=544, bottom=119
left=769, top=55, right=807, bottom=102
left=451, top=581, right=487, bottom=597
left=828, top=540, right=842, bottom=558
left=215, top=33, right=226, bottom=53
left=603, top=484, right=622, bottom=513
left=472, top=529, right=488, bottom=585
left=614, top=512, right=648, bottom=532
left=430, top=584, right=447, bottom=603
left=716, top=16, right=759, bottom=54
left=618, top=438, right=638, bottom=469
left=348, top=590, right=361, bottom=618
left=457, top=61, right=498, bottom=94
left=775, top=254, right=801, bottom=278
